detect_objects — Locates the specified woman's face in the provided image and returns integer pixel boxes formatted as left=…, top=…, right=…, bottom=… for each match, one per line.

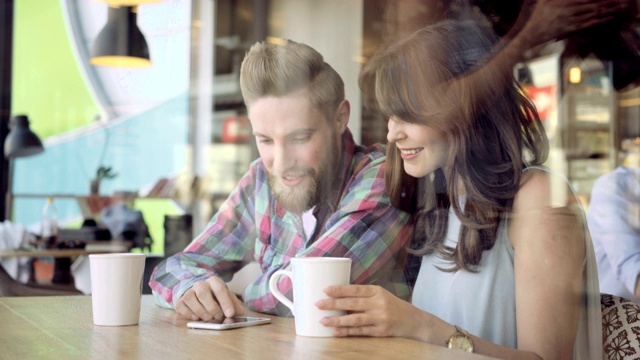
left=386, top=116, right=449, bottom=178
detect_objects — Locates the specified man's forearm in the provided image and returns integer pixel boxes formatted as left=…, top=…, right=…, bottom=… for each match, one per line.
left=635, top=274, right=640, bottom=299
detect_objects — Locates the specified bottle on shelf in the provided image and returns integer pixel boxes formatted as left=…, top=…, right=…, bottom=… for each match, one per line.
left=41, top=197, right=58, bottom=249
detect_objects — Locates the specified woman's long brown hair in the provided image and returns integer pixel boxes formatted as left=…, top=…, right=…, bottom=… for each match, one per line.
left=361, top=21, right=548, bottom=272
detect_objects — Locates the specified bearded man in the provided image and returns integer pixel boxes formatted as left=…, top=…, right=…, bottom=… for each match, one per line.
left=150, top=40, right=411, bottom=318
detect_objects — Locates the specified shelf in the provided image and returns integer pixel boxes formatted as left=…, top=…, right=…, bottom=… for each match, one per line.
left=0, top=240, right=131, bottom=259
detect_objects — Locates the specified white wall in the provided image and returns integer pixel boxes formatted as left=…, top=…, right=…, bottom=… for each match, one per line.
left=268, top=0, right=364, bottom=143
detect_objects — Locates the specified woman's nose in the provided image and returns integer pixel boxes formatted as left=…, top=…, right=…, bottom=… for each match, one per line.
left=387, top=118, right=405, bottom=143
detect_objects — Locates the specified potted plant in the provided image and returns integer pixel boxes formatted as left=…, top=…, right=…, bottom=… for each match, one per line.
left=90, top=165, right=118, bottom=195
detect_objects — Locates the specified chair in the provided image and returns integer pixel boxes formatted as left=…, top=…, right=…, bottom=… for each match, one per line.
left=601, top=293, right=640, bottom=359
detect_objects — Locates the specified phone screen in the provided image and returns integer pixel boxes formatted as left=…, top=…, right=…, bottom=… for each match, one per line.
left=187, top=316, right=271, bottom=330
left=201, top=317, right=262, bottom=324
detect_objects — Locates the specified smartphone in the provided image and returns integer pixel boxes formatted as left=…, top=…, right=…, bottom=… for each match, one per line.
left=187, top=316, right=271, bottom=330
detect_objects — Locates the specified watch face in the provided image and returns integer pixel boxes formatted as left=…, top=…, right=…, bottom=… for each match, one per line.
left=450, top=336, right=473, bottom=352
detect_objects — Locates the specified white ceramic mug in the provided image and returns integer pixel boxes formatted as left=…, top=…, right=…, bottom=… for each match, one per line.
left=89, top=253, right=146, bottom=326
left=269, top=257, right=351, bottom=337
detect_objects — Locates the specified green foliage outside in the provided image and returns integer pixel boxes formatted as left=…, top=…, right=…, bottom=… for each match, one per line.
left=12, top=0, right=98, bottom=138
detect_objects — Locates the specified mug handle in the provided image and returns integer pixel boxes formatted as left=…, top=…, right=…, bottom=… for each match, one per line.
left=269, top=269, right=295, bottom=315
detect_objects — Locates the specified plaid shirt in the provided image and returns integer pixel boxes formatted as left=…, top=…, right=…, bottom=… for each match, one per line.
left=150, top=130, right=412, bottom=316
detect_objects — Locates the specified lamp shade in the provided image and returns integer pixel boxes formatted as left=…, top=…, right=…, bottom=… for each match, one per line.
left=93, top=0, right=164, bottom=5
left=90, top=6, right=151, bottom=68
left=3, top=115, right=44, bottom=158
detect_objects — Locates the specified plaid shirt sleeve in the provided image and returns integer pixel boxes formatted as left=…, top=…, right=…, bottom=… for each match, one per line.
left=149, top=164, right=261, bottom=308
left=244, top=156, right=412, bottom=315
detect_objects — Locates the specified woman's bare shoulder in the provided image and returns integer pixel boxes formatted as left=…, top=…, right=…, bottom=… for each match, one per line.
left=514, top=168, right=552, bottom=210
left=510, top=167, right=585, bottom=250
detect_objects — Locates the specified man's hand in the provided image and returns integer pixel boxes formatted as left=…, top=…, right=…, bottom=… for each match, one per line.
left=175, top=276, right=246, bottom=321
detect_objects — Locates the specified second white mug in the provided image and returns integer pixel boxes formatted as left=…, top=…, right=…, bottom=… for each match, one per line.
left=269, top=257, right=351, bottom=337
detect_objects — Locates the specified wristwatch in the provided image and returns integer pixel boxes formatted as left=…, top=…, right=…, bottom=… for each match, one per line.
left=446, top=325, right=474, bottom=352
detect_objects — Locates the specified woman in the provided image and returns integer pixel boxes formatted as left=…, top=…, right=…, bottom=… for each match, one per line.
left=315, top=19, right=602, bottom=359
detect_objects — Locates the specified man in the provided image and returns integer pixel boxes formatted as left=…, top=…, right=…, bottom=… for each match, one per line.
left=149, top=39, right=412, bottom=319
left=588, top=160, right=640, bottom=304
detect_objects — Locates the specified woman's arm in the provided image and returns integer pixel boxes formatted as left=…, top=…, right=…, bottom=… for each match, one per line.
left=508, top=169, right=586, bottom=359
left=461, top=0, right=624, bottom=93
left=316, top=170, right=587, bottom=359
left=437, top=0, right=624, bottom=129
left=316, top=284, right=544, bottom=359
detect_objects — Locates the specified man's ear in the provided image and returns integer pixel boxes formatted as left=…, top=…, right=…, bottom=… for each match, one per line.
left=334, top=100, right=350, bottom=134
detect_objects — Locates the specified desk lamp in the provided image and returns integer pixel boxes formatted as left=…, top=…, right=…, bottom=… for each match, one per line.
left=3, top=115, right=44, bottom=220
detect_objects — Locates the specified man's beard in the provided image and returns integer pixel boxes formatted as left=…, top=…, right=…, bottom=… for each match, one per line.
left=268, top=139, right=339, bottom=214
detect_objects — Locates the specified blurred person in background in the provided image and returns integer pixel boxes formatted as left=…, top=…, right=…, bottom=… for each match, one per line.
left=588, top=138, right=640, bottom=304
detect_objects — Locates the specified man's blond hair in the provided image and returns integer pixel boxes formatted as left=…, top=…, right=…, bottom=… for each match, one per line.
left=240, top=40, right=345, bottom=121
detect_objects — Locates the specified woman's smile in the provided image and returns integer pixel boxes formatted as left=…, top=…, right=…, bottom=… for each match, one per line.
left=399, top=147, right=424, bottom=160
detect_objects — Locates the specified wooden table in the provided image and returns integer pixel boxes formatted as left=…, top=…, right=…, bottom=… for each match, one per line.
left=0, top=295, right=494, bottom=359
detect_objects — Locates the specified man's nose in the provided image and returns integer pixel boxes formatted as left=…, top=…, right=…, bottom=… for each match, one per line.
left=272, top=143, right=292, bottom=174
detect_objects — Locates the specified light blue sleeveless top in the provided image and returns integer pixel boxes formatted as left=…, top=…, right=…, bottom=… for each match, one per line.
left=411, top=200, right=517, bottom=346
left=410, top=166, right=602, bottom=358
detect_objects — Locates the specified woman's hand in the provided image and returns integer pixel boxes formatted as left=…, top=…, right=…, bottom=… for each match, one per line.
left=315, top=284, right=428, bottom=340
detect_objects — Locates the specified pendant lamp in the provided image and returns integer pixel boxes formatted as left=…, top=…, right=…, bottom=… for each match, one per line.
left=90, top=6, right=151, bottom=68
left=4, top=115, right=44, bottom=158
left=3, top=115, right=44, bottom=220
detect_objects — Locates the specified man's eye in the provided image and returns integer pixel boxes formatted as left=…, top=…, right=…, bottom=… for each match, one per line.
left=258, top=138, right=273, bottom=144
left=292, top=136, right=310, bottom=143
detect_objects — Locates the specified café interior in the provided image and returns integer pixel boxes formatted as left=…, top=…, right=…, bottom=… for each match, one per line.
left=1, top=0, right=640, bottom=357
